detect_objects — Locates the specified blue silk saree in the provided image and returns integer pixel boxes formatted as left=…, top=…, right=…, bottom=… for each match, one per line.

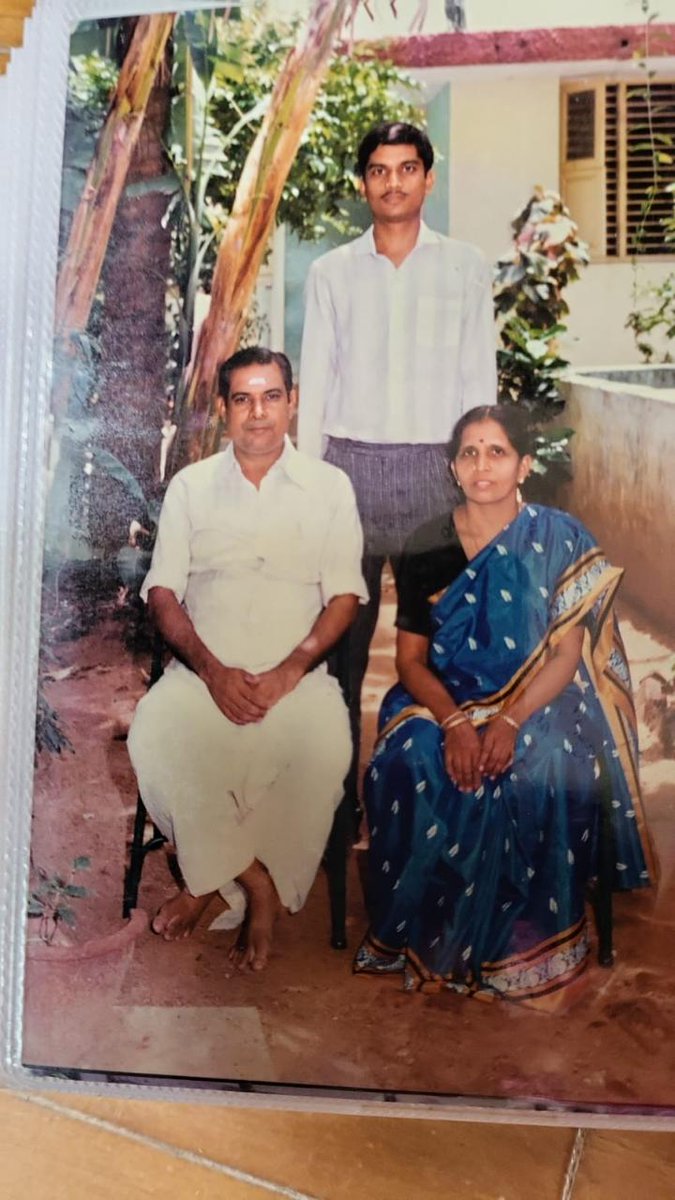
left=354, top=505, right=654, bottom=1003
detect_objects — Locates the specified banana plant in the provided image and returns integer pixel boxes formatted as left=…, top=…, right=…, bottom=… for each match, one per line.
left=164, top=9, right=271, bottom=435
left=53, top=14, right=175, bottom=421
left=177, top=0, right=362, bottom=464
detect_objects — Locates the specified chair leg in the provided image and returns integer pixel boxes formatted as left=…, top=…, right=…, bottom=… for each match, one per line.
left=592, top=764, right=615, bottom=967
left=323, top=795, right=349, bottom=950
left=323, top=631, right=354, bottom=948
left=123, top=793, right=147, bottom=919
left=122, top=794, right=166, bottom=919
left=123, top=633, right=168, bottom=919
left=332, top=630, right=366, bottom=844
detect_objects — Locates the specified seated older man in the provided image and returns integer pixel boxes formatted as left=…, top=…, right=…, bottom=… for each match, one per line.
left=128, top=346, right=366, bottom=970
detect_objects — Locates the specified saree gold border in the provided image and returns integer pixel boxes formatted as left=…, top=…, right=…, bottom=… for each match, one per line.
left=577, top=594, right=658, bottom=883
left=399, top=936, right=590, bottom=1002
left=490, top=952, right=590, bottom=1002
left=590, top=578, right=622, bottom=670
left=555, top=545, right=606, bottom=591
left=413, top=967, right=590, bottom=1001
left=604, top=647, right=637, bottom=712
left=376, top=704, right=438, bottom=743
left=365, top=930, right=405, bottom=958
left=482, top=915, right=587, bottom=971
left=589, top=579, right=622, bottom=655
left=579, top=598, right=655, bottom=875
left=547, top=564, right=623, bottom=652
left=408, top=929, right=590, bottom=1000
left=406, top=943, right=439, bottom=983
left=428, top=586, right=447, bottom=605
left=585, top=643, right=660, bottom=883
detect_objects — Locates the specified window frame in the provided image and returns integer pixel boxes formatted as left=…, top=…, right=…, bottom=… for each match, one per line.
left=561, top=76, right=675, bottom=263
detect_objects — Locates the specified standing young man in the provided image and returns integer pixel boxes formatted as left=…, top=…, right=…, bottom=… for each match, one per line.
left=297, top=121, right=497, bottom=815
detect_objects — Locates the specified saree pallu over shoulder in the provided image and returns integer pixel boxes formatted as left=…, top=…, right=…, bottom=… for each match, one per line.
left=356, top=505, right=655, bottom=1002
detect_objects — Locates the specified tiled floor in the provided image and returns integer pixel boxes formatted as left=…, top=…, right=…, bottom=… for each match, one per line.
left=3, top=1088, right=675, bottom=1198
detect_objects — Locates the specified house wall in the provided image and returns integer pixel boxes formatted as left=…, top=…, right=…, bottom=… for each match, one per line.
left=273, top=0, right=675, bottom=39
left=464, top=1, right=675, bottom=31
left=283, top=202, right=368, bottom=372
left=561, top=374, right=675, bottom=632
left=447, top=73, right=675, bottom=368
left=449, top=74, right=560, bottom=260
left=564, top=262, right=675, bottom=366
left=423, top=83, right=451, bottom=237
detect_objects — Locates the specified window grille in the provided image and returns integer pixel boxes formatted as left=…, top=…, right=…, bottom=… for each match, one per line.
left=562, top=80, right=675, bottom=259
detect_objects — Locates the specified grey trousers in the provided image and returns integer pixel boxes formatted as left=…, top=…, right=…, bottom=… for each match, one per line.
left=323, top=438, right=456, bottom=818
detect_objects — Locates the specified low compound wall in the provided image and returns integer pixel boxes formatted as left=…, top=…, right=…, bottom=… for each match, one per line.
left=560, top=369, right=675, bottom=633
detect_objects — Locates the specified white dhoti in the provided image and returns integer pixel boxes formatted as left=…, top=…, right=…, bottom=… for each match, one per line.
left=127, top=662, right=351, bottom=912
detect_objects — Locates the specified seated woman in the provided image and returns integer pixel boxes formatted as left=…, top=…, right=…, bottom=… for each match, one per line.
left=354, top=405, right=654, bottom=1005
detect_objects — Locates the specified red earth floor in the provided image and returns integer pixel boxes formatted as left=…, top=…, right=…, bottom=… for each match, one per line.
left=21, top=576, right=675, bottom=1117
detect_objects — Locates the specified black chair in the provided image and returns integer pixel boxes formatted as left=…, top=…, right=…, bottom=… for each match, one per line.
left=123, top=633, right=354, bottom=949
left=588, top=758, right=615, bottom=967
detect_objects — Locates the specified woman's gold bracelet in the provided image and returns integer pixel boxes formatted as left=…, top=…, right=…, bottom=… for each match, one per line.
left=440, top=711, right=469, bottom=732
left=497, top=711, right=520, bottom=732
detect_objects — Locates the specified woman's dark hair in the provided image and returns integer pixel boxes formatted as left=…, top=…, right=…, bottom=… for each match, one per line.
left=355, top=122, right=434, bottom=177
left=447, top=405, right=534, bottom=463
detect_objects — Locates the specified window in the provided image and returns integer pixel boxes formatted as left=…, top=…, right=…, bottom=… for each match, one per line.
left=561, top=80, right=675, bottom=259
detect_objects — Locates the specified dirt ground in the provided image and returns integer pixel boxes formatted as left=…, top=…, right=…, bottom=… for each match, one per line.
left=22, top=574, right=675, bottom=1115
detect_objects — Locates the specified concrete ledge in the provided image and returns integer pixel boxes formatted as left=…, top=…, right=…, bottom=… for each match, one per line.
left=561, top=370, right=675, bottom=632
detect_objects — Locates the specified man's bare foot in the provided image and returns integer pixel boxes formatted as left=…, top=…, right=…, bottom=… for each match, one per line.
left=151, top=889, right=214, bottom=941
left=228, top=863, right=279, bottom=971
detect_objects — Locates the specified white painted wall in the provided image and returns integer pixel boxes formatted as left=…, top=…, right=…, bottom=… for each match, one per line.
left=448, top=74, right=560, bottom=260
left=447, top=72, right=674, bottom=367
left=272, top=0, right=675, bottom=38
left=563, top=263, right=675, bottom=367
left=464, top=0, right=675, bottom=32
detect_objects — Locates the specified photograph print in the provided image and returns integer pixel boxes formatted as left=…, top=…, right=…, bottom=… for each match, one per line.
left=13, top=0, right=675, bottom=1119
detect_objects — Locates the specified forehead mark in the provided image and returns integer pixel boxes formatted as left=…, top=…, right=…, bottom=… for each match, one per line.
left=244, top=374, right=268, bottom=386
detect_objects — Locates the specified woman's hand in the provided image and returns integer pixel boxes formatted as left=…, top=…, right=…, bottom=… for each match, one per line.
left=444, top=721, right=483, bottom=793
left=480, top=715, right=519, bottom=779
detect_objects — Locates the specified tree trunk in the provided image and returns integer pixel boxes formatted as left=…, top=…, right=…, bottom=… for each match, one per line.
left=179, top=0, right=359, bottom=464
left=52, top=13, right=175, bottom=425
left=93, top=29, right=173, bottom=549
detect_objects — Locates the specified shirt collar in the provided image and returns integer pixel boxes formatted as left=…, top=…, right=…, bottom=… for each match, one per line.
left=354, top=220, right=439, bottom=257
left=221, top=436, right=309, bottom=489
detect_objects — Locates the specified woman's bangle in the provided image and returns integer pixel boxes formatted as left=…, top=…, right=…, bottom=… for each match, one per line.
left=441, top=711, right=469, bottom=732
left=497, top=711, right=520, bottom=732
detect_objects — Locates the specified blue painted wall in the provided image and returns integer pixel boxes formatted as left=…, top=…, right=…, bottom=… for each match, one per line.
left=424, top=84, right=450, bottom=237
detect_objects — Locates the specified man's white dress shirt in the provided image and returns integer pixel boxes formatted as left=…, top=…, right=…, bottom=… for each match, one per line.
left=128, top=439, right=367, bottom=909
left=297, top=223, right=497, bottom=459
left=140, top=437, right=366, bottom=670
